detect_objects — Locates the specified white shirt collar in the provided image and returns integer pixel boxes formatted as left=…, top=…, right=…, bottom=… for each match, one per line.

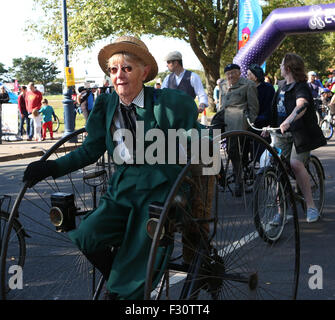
left=174, top=69, right=186, bottom=80
left=120, top=88, right=145, bottom=108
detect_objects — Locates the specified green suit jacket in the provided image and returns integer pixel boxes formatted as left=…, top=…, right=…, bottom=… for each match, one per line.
left=53, top=86, right=200, bottom=180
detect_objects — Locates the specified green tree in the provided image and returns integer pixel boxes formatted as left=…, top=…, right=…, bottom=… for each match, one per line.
left=9, top=56, right=60, bottom=87
left=30, top=0, right=238, bottom=111
left=0, top=62, right=9, bottom=82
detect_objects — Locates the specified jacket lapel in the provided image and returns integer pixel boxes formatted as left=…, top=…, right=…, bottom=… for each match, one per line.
left=105, top=92, right=119, bottom=155
left=136, top=87, right=157, bottom=134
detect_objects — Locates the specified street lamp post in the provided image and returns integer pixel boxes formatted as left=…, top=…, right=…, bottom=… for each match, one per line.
left=61, top=0, right=76, bottom=142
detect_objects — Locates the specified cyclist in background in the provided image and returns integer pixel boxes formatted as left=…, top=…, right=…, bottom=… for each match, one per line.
left=307, top=71, right=323, bottom=99
left=320, top=88, right=333, bottom=108
left=268, top=53, right=326, bottom=224
left=247, top=64, right=275, bottom=162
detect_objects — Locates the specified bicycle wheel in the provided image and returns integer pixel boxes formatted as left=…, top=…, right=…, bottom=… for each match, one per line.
left=253, top=167, right=287, bottom=243
left=307, top=155, right=325, bottom=216
left=145, top=131, right=300, bottom=300
left=0, top=128, right=110, bottom=300
left=320, top=120, right=333, bottom=140
left=0, top=211, right=26, bottom=295
left=145, top=162, right=219, bottom=300
left=52, top=115, right=60, bottom=132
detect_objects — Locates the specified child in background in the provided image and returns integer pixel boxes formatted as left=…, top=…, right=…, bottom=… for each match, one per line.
left=39, top=98, right=55, bottom=140
left=29, top=108, right=42, bottom=141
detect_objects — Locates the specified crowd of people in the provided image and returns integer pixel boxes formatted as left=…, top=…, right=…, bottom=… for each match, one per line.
left=16, top=82, right=56, bottom=141
left=0, top=78, right=114, bottom=143
left=211, top=56, right=326, bottom=223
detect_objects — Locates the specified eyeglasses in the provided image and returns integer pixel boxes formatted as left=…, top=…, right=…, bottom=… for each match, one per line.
left=167, top=60, right=175, bottom=64
left=108, top=65, right=133, bottom=74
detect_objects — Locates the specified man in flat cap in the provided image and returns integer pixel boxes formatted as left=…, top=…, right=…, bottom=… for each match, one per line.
left=162, top=51, right=208, bottom=113
left=211, top=63, right=259, bottom=197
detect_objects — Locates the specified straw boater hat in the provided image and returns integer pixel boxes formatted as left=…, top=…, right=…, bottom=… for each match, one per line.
left=98, top=35, right=158, bottom=82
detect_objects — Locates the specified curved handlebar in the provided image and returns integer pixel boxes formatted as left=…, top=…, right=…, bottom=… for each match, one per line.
left=246, top=118, right=280, bottom=132
left=247, top=103, right=308, bottom=133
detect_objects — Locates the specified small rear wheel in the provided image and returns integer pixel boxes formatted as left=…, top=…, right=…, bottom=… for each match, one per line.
left=307, top=155, right=325, bottom=216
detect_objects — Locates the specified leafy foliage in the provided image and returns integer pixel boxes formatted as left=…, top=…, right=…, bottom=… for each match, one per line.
left=0, top=63, right=9, bottom=82
left=9, top=56, right=60, bottom=87
left=30, top=0, right=238, bottom=111
left=28, top=0, right=335, bottom=109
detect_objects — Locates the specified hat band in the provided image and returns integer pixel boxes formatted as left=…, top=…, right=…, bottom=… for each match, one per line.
left=119, top=40, right=144, bottom=49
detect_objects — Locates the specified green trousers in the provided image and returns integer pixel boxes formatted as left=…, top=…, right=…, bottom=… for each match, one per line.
left=68, top=164, right=180, bottom=299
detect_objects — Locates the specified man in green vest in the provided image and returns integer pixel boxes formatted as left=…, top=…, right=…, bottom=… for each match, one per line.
left=23, top=36, right=203, bottom=299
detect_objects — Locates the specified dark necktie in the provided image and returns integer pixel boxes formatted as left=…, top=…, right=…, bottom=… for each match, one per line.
left=120, top=103, right=137, bottom=153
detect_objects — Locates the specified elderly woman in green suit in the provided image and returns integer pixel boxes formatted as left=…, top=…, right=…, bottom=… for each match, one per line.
left=23, top=36, right=203, bottom=299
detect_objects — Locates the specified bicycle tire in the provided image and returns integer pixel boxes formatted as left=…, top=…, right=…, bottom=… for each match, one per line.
left=315, top=111, right=321, bottom=126
left=320, top=120, right=333, bottom=140
left=0, top=128, right=108, bottom=300
left=307, top=155, right=325, bottom=216
left=253, top=167, right=287, bottom=243
left=145, top=130, right=300, bottom=300
left=52, top=115, right=60, bottom=132
left=0, top=211, right=26, bottom=297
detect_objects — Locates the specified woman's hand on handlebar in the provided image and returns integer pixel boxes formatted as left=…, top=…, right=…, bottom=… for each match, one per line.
left=280, top=120, right=290, bottom=134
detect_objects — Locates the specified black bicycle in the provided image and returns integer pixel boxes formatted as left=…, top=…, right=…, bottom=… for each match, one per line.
left=248, top=119, right=325, bottom=244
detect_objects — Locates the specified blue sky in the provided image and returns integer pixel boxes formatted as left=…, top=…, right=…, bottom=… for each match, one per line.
left=2, top=0, right=202, bottom=78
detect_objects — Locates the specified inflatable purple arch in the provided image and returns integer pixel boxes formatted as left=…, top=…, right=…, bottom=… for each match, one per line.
left=234, top=3, right=335, bottom=76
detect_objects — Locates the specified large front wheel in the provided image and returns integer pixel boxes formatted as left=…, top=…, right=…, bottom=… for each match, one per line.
left=145, top=130, right=300, bottom=300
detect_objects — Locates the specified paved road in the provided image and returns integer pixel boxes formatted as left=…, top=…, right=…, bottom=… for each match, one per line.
left=297, top=138, right=335, bottom=300
left=1, top=137, right=335, bottom=299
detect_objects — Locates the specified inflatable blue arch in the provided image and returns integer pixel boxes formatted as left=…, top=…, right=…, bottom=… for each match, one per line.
left=234, top=3, right=335, bottom=76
